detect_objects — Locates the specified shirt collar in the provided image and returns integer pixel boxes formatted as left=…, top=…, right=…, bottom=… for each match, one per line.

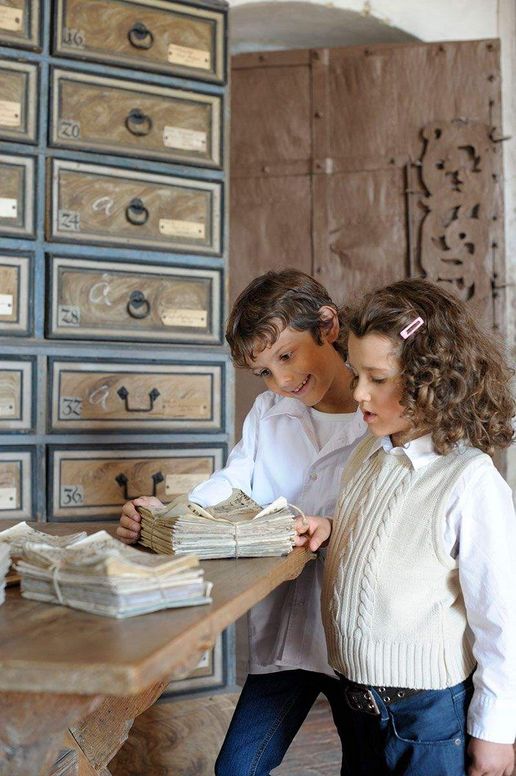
left=365, top=433, right=440, bottom=471
left=262, top=396, right=366, bottom=450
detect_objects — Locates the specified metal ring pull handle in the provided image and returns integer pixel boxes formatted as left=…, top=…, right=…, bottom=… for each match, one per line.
left=125, top=108, right=153, bottom=136
left=128, top=22, right=154, bottom=50
left=115, top=471, right=164, bottom=500
left=117, top=385, right=160, bottom=412
left=127, top=290, right=151, bottom=319
left=125, top=198, right=149, bottom=226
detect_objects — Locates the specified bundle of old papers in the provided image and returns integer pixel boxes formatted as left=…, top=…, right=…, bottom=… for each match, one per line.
left=0, top=521, right=87, bottom=556
left=15, top=531, right=213, bottom=618
left=139, top=489, right=298, bottom=559
left=0, top=544, right=10, bottom=605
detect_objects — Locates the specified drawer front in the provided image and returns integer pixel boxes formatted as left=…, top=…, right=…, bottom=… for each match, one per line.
left=0, top=254, right=31, bottom=336
left=49, top=159, right=221, bottom=254
left=0, top=448, right=33, bottom=519
left=0, top=358, right=34, bottom=431
left=0, top=154, right=35, bottom=237
left=48, top=445, right=224, bottom=520
left=0, top=59, right=37, bottom=143
left=48, top=256, right=221, bottom=344
left=51, top=69, right=222, bottom=168
left=49, top=359, right=223, bottom=432
left=0, top=0, right=39, bottom=49
left=54, top=0, right=225, bottom=83
left=165, top=634, right=223, bottom=695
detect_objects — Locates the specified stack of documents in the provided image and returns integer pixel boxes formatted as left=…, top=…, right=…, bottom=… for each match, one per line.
left=0, top=521, right=87, bottom=556
left=15, top=531, right=213, bottom=618
left=139, top=489, right=297, bottom=559
left=0, top=544, right=9, bottom=605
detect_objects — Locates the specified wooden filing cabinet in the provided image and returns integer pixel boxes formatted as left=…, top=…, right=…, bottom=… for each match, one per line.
left=0, top=59, right=38, bottom=143
left=0, top=0, right=232, bottom=695
left=0, top=254, right=32, bottom=335
left=0, top=0, right=40, bottom=49
left=0, top=153, right=35, bottom=237
left=47, top=255, right=221, bottom=343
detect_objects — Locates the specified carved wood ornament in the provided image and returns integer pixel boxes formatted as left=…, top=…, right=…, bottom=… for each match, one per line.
left=419, top=119, right=497, bottom=318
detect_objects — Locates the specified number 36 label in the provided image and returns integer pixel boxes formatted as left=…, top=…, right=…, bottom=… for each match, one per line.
left=60, top=485, right=84, bottom=506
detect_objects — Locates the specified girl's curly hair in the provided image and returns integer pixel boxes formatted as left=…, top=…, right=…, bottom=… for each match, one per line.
left=226, top=269, right=347, bottom=367
left=347, top=278, right=514, bottom=456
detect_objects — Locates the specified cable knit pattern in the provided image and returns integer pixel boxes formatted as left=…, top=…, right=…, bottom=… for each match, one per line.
left=322, top=434, right=483, bottom=690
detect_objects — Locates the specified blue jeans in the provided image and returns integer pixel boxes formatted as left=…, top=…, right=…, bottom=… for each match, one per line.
left=215, top=669, right=347, bottom=776
left=337, top=675, right=474, bottom=776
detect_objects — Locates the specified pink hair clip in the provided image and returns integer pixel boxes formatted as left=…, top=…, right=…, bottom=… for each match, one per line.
left=400, top=316, right=424, bottom=340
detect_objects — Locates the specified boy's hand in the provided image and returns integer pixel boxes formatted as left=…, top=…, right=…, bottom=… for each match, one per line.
left=467, top=738, right=514, bottom=776
left=294, top=515, right=332, bottom=552
left=116, top=496, right=164, bottom=544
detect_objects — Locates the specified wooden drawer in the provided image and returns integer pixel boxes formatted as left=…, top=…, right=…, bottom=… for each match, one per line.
left=48, top=159, right=221, bottom=254
left=0, top=0, right=39, bottom=49
left=49, top=358, right=223, bottom=432
left=165, top=634, right=223, bottom=695
left=0, top=59, right=37, bottom=143
left=47, top=256, right=221, bottom=344
left=0, top=447, right=33, bottom=519
left=0, top=357, right=34, bottom=431
left=0, top=154, right=35, bottom=238
left=54, top=0, right=225, bottom=83
left=0, top=254, right=31, bottom=336
left=48, top=445, right=225, bottom=521
left=51, top=68, right=222, bottom=168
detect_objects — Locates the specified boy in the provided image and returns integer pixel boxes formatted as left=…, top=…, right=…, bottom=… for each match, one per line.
left=117, top=269, right=366, bottom=775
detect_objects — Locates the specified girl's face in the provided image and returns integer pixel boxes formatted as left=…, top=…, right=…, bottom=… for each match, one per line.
left=347, top=332, right=412, bottom=445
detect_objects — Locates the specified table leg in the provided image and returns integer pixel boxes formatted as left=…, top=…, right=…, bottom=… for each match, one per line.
left=0, top=692, right=103, bottom=776
left=69, top=679, right=169, bottom=772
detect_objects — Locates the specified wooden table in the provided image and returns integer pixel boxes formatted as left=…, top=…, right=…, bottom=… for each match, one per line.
left=0, top=522, right=314, bottom=776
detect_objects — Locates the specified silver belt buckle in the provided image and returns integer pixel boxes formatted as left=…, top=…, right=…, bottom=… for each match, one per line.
left=345, top=687, right=380, bottom=716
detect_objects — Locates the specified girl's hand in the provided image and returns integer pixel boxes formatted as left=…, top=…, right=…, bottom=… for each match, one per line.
left=294, top=515, right=332, bottom=552
left=116, top=496, right=164, bottom=544
left=467, top=737, right=515, bottom=776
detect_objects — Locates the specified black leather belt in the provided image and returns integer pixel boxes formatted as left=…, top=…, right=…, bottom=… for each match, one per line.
left=341, top=679, right=424, bottom=716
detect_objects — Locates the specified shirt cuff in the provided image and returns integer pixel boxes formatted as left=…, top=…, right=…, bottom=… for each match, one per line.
left=467, top=692, right=516, bottom=744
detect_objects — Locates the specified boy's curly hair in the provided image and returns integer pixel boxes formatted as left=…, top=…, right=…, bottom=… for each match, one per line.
left=226, top=269, right=347, bottom=367
left=347, top=278, right=514, bottom=456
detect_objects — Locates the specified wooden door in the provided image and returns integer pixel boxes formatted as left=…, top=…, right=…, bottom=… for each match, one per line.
left=231, top=40, right=505, bottom=433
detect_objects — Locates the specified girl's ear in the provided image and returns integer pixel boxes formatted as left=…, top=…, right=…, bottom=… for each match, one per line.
left=318, top=305, right=339, bottom=344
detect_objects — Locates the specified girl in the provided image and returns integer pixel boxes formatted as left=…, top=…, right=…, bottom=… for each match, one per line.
left=297, top=279, right=516, bottom=776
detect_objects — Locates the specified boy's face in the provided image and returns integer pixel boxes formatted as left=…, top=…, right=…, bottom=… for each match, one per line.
left=249, top=317, right=354, bottom=413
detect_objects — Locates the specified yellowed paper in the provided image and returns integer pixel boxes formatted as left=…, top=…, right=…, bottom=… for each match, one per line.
left=160, top=308, right=207, bottom=328
left=168, top=43, right=210, bottom=70
left=163, top=126, right=207, bottom=153
left=0, top=487, right=16, bottom=509
left=159, top=219, right=205, bottom=240
left=0, top=5, right=23, bottom=32
left=165, top=473, right=210, bottom=495
left=0, top=100, right=21, bottom=127
left=0, top=294, right=13, bottom=316
left=0, top=198, right=17, bottom=219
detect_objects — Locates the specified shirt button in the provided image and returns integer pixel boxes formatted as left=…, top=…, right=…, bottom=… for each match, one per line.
left=310, top=472, right=318, bottom=481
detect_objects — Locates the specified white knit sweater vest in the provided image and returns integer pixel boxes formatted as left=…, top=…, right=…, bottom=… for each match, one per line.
left=322, top=434, right=484, bottom=689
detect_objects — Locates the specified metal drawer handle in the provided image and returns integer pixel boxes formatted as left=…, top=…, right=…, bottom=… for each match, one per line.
left=128, top=21, right=154, bottom=50
left=117, top=385, right=160, bottom=412
left=126, top=198, right=149, bottom=226
left=115, top=471, right=164, bottom=500
left=127, top=290, right=151, bottom=319
left=125, top=108, right=153, bottom=136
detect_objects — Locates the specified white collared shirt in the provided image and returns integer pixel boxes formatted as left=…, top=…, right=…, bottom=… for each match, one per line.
left=366, top=434, right=516, bottom=744
left=190, top=390, right=367, bottom=677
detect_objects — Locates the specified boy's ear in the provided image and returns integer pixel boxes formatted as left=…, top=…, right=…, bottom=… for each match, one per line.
left=318, top=305, right=339, bottom=344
